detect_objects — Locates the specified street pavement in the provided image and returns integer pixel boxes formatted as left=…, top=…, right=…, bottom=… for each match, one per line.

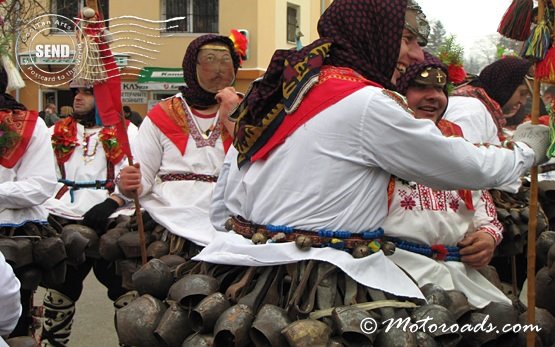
left=35, top=272, right=120, bottom=346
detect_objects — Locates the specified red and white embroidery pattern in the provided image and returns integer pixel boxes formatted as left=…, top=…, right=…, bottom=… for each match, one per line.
left=481, top=190, right=504, bottom=240
left=400, top=196, right=416, bottom=210
left=397, top=181, right=464, bottom=212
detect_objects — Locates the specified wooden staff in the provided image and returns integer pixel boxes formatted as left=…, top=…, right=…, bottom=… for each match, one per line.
left=527, top=1, right=545, bottom=346
left=85, top=0, right=147, bottom=265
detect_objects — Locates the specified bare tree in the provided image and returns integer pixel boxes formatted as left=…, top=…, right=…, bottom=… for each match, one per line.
left=464, top=33, right=525, bottom=74
left=0, top=0, right=50, bottom=58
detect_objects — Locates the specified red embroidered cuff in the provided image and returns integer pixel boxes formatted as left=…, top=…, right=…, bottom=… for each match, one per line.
left=478, top=227, right=502, bottom=246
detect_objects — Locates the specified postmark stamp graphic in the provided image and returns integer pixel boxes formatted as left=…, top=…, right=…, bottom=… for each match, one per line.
left=16, top=14, right=86, bottom=87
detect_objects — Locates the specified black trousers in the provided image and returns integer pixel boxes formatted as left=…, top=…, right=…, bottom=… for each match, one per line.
left=9, top=289, right=33, bottom=337
left=47, top=257, right=126, bottom=302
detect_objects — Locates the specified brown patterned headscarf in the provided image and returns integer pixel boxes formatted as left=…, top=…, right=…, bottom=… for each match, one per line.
left=470, top=56, right=532, bottom=108
left=451, top=56, right=532, bottom=137
left=180, top=34, right=241, bottom=108
left=318, top=0, right=408, bottom=90
left=233, top=0, right=410, bottom=165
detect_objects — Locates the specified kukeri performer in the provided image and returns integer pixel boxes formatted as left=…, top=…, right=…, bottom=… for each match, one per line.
left=117, top=34, right=243, bottom=250
left=197, top=0, right=549, bottom=343
left=0, top=63, right=57, bottom=338
left=40, top=85, right=138, bottom=347
left=387, top=51, right=511, bottom=309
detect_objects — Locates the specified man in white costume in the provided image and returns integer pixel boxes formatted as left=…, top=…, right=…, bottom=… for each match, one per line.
left=386, top=51, right=511, bottom=308
left=0, top=65, right=57, bottom=338
left=117, top=34, right=243, bottom=248
left=40, top=84, right=138, bottom=346
left=201, top=0, right=549, bottom=310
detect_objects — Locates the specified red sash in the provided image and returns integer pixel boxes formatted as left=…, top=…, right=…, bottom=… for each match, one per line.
left=148, top=97, right=231, bottom=155
left=251, top=66, right=382, bottom=162
left=0, top=110, right=39, bottom=168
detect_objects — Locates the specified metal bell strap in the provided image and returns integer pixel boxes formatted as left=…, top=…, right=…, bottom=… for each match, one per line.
left=227, top=216, right=390, bottom=257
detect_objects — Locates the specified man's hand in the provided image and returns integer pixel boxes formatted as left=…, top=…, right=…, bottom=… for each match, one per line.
left=216, top=87, right=242, bottom=137
left=118, top=163, right=142, bottom=198
left=513, top=122, right=550, bottom=165
left=458, top=231, right=496, bottom=268
left=82, top=198, right=120, bottom=235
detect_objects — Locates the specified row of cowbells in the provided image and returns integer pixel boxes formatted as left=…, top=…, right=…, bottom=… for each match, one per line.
left=111, top=257, right=555, bottom=347
left=98, top=215, right=165, bottom=263
left=491, top=188, right=549, bottom=257
left=0, top=223, right=100, bottom=291
left=116, top=292, right=444, bottom=347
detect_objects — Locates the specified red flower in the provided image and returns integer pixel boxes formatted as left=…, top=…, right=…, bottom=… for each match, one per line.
left=99, top=126, right=124, bottom=164
left=229, top=29, right=248, bottom=63
left=448, top=64, right=467, bottom=85
left=400, top=196, right=416, bottom=210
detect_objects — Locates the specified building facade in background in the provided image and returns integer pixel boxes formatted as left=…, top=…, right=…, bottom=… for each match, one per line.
left=17, top=0, right=331, bottom=117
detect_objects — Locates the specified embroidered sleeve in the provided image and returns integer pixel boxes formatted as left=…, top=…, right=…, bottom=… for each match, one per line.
left=472, top=190, right=503, bottom=246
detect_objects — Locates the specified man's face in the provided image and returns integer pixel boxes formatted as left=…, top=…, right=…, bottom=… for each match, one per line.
left=393, top=10, right=425, bottom=84
left=196, top=44, right=235, bottom=93
left=543, top=93, right=554, bottom=107
left=73, top=88, right=95, bottom=116
left=502, top=83, right=529, bottom=118
left=406, top=84, right=447, bottom=123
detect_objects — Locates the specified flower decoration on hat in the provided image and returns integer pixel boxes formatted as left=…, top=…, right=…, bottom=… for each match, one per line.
left=437, top=36, right=467, bottom=85
left=229, top=29, right=248, bottom=65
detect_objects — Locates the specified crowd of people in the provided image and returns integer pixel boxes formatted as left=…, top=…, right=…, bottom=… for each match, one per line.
left=2, top=0, right=555, bottom=345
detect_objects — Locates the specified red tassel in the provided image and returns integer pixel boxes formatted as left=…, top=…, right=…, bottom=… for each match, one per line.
left=498, top=0, right=533, bottom=41
left=536, top=45, right=555, bottom=82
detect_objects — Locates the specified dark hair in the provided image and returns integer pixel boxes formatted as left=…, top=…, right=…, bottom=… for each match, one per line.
left=123, top=106, right=131, bottom=113
left=544, top=85, right=555, bottom=97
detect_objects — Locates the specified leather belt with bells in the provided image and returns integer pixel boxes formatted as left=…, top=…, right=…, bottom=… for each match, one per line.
left=226, top=216, right=395, bottom=258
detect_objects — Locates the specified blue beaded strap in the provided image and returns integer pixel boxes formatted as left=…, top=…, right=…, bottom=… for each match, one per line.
left=388, top=237, right=461, bottom=261
left=264, top=224, right=384, bottom=253
left=266, top=224, right=294, bottom=233
left=317, top=228, right=384, bottom=239
left=58, top=178, right=110, bottom=203
left=266, top=224, right=385, bottom=240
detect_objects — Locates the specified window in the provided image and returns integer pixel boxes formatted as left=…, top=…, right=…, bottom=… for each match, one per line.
left=287, top=4, right=299, bottom=43
left=52, top=0, right=78, bottom=30
left=162, top=0, right=218, bottom=33
left=51, top=0, right=110, bottom=31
